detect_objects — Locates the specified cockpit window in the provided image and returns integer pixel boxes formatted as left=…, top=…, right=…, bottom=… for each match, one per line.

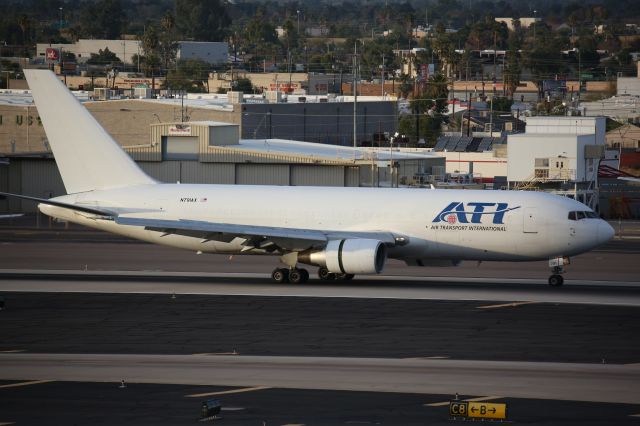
left=568, top=211, right=598, bottom=220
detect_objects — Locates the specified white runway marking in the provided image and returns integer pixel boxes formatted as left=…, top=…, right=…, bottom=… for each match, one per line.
left=0, top=379, right=53, bottom=389
left=1, top=353, right=639, bottom=405
left=476, top=301, right=537, bottom=309
left=425, top=396, right=503, bottom=407
left=186, top=385, right=271, bottom=398
left=1, top=270, right=640, bottom=306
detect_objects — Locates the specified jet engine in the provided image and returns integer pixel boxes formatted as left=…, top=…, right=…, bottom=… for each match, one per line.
left=298, top=239, right=387, bottom=274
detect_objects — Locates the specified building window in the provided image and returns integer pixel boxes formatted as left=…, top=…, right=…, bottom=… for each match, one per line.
left=535, top=169, right=549, bottom=178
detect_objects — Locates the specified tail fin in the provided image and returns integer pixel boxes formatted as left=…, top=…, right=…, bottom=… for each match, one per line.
left=24, top=70, right=156, bottom=194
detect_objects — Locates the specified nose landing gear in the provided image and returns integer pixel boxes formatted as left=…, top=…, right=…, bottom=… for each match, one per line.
left=548, top=269, right=564, bottom=287
left=548, top=257, right=570, bottom=287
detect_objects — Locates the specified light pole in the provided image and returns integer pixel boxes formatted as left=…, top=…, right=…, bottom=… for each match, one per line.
left=296, top=10, right=301, bottom=35
left=381, top=55, right=385, bottom=97
left=533, top=10, right=537, bottom=43
left=59, top=7, right=63, bottom=31
left=390, top=132, right=399, bottom=188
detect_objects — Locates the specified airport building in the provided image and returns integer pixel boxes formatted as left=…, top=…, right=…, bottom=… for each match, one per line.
left=36, top=40, right=229, bottom=65
left=0, top=91, right=443, bottom=213
left=0, top=89, right=397, bottom=151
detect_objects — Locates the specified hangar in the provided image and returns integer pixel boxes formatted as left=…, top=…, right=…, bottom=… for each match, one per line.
left=0, top=120, right=443, bottom=213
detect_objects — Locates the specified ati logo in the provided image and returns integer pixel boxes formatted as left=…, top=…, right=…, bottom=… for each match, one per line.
left=433, top=202, right=520, bottom=225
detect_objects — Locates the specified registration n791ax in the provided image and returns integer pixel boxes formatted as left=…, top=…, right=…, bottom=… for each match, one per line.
left=2, top=70, right=614, bottom=286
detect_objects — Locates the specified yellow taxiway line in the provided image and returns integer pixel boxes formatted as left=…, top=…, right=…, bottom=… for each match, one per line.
left=476, top=301, right=537, bottom=309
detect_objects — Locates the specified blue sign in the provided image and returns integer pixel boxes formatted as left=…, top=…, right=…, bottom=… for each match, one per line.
left=433, top=202, right=520, bottom=225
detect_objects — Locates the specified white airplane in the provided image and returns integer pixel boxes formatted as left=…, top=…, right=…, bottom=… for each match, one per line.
left=1, top=70, right=615, bottom=286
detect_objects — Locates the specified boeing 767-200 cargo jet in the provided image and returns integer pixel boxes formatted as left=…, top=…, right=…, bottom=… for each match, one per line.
left=1, top=70, right=614, bottom=286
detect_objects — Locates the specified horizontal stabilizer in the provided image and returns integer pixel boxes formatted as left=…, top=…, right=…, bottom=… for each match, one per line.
left=0, top=192, right=115, bottom=217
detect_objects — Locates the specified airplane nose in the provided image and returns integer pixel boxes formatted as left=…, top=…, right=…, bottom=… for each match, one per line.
left=596, top=220, right=615, bottom=245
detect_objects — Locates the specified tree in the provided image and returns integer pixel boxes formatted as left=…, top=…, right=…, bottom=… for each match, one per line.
left=234, top=78, right=254, bottom=93
left=492, top=97, right=513, bottom=113
left=78, top=0, right=126, bottom=39
left=165, top=59, right=211, bottom=92
left=176, top=0, right=230, bottom=41
left=18, top=14, right=31, bottom=45
left=504, top=30, right=521, bottom=99
left=522, top=26, right=566, bottom=95
left=401, top=73, right=450, bottom=145
left=87, top=47, right=122, bottom=66
left=158, top=12, right=179, bottom=73
left=139, top=24, right=161, bottom=77
left=139, top=16, right=178, bottom=77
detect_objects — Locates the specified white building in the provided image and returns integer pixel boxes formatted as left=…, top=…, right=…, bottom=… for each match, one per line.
left=507, top=117, right=606, bottom=207
left=37, top=40, right=229, bottom=65
left=616, top=62, right=640, bottom=96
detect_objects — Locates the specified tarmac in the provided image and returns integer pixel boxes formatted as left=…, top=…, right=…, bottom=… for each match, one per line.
left=0, top=223, right=639, bottom=425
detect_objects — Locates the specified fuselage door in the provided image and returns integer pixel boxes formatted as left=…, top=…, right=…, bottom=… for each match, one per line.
left=523, top=207, right=538, bottom=234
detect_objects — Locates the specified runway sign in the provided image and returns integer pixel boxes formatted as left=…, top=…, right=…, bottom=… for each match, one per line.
left=449, top=401, right=468, bottom=417
left=449, top=401, right=507, bottom=420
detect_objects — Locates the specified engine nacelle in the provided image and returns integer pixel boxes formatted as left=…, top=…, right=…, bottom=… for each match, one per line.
left=299, top=239, right=387, bottom=274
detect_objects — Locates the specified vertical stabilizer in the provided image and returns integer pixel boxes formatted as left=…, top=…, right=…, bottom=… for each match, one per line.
left=24, top=70, right=156, bottom=194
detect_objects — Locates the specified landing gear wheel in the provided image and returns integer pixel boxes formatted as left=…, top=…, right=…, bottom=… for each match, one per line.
left=548, top=274, right=564, bottom=287
left=318, top=267, right=332, bottom=281
left=289, top=268, right=309, bottom=284
left=336, top=273, right=355, bottom=281
left=272, top=268, right=289, bottom=283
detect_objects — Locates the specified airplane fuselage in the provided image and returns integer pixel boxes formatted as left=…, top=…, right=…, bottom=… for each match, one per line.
left=40, top=184, right=613, bottom=264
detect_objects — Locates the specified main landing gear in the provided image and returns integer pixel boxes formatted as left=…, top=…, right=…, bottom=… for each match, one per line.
left=271, top=266, right=355, bottom=283
left=317, top=267, right=354, bottom=282
left=548, top=256, right=569, bottom=287
left=271, top=267, right=309, bottom=284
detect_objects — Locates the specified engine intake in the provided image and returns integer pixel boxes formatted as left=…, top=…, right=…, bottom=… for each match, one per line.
left=299, top=239, right=387, bottom=274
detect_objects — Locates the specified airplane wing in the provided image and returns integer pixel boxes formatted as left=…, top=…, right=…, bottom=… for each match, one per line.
left=115, top=216, right=402, bottom=252
left=0, top=191, right=404, bottom=252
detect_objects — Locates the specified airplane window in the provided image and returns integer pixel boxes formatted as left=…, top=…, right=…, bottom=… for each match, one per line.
left=569, top=211, right=599, bottom=220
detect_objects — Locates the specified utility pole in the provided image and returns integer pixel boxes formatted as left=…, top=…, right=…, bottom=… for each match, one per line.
left=381, top=55, right=385, bottom=97
left=353, top=41, right=358, bottom=154
left=493, top=31, right=497, bottom=83
left=533, top=10, right=537, bottom=44
left=489, top=96, right=493, bottom=135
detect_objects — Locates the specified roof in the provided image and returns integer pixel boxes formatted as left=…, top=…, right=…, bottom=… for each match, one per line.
left=233, top=138, right=439, bottom=162
left=0, top=89, right=90, bottom=106
left=433, top=135, right=506, bottom=152
left=0, top=89, right=391, bottom=111
left=151, top=121, right=237, bottom=128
